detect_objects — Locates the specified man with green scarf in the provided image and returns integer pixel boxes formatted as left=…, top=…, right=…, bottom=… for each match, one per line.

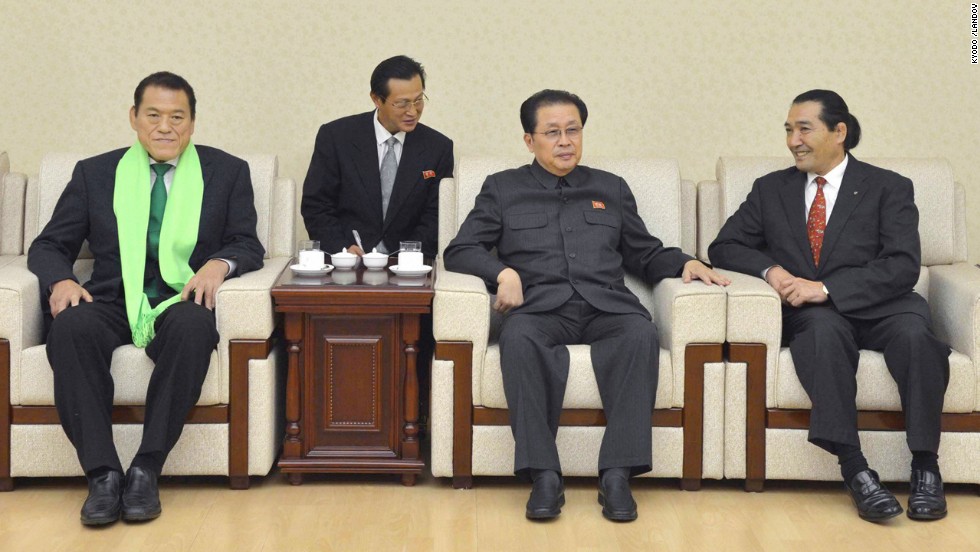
left=28, top=72, right=265, bottom=526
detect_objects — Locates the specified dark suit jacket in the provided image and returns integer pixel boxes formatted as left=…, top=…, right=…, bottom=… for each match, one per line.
left=708, top=156, right=928, bottom=320
left=301, top=111, right=454, bottom=258
left=28, top=145, right=265, bottom=312
left=444, top=161, right=693, bottom=319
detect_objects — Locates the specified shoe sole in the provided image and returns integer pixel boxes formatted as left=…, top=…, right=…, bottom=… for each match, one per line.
left=122, top=509, right=162, bottom=522
left=598, top=493, right=638, bottom=522
left=857, top=508, right=903, bottom=522
left=81, top=513, right=120, bottom=526
left=907, top=509, right=947, bottom=521
left=526, top=494, right=564, bottom=520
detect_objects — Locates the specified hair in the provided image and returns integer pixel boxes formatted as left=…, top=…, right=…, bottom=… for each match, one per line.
left=370, top=56, right=426, bottom=100
left=134, top=71, right=197, bottom=119
left=519, top=89, right=589, bottom=133
left=792, top=89, right=861, bottom=150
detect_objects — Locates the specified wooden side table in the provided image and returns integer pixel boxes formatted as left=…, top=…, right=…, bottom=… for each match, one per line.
left=271, top=261, right=433, bottom=486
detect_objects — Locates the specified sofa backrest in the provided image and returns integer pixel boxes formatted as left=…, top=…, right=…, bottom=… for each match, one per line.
left=0, top=151, right=27, bottom=255
left=23, top=151, right=292, bottom=267
left=713, top=156, right=966, bottom=267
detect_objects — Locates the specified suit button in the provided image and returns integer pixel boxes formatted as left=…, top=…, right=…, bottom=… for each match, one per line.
left=565, top=227, right=572, bottom=232
left=568, top=253, right=576, bottom=259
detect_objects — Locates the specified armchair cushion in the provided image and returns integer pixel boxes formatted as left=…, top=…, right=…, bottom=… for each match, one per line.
left=772, top=348, right=974, bottom=412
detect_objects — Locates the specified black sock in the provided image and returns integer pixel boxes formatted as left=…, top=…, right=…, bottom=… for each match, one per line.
left=836, top=444, right=869, bottom=483
left=911, top=451, right=940, bottom=476
left=86, top=466, right=120, bottom=481
left=600, top=467, right=631, bottom=482
left=130, top=453, right=164, bottom=478
left=529, top=468, right=559, bottom=483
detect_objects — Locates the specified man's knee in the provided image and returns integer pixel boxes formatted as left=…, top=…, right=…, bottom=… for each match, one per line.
left=791, top=309, right=855, bottom=348
left=886, top=315, right=939, bottom=346
left=619, top=317, right=658, bottom=345
left=499, top=314, right=544, bottom=347
left=155, top=301, right=218, bottom=345
left=48, top=304, right=109, bottom=343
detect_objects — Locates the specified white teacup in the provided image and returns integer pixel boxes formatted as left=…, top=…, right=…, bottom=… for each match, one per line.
left=331, top=248, right=358, bottom=269
left=362, top=248, right=389, bottom=270
left=397, top=251, right=423, bottom=268
left=298, top=249, right=325, bottom=268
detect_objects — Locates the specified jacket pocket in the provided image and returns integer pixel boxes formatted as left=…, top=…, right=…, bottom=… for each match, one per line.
left=583, top=210, right=619, bottom=228
left=507, top=212, right=548, bottom=230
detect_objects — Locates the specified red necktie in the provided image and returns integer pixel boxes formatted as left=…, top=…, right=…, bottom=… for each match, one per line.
left=807, top=176, right=827, bottom=266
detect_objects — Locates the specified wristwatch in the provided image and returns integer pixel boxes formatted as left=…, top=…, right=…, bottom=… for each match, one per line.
left=821, top=284, right=829, bottom=296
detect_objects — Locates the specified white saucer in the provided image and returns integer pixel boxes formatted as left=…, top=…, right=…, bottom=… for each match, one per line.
left=389, top=264, right=432, bottom=277
left=290, top=263, right=334, bottom=277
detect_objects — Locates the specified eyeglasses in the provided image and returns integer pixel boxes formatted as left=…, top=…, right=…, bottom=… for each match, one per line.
left=533, top=127, right=583, bottom=142
left=388, top=94, right=428, bottom=111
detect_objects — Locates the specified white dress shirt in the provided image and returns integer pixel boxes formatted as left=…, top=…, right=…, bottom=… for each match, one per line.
left=804, top=154, right=849, bottom=223
left=761, top=154, right=849, bottom=281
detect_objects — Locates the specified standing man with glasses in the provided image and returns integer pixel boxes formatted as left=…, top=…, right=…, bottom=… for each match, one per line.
left=444, top=89, right=728, bottom=522
left=302, top=55, right=454, bottom=258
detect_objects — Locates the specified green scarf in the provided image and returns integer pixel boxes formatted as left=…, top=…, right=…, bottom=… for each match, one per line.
left=114, top=142, right=203, bottom=347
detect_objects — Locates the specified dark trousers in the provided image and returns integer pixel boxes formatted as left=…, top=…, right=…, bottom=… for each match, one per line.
left=783, top=306, right=950, bottom=454
left=46, top=300, right=219, bottom=476
left=498, top=295, right=659, bottom=477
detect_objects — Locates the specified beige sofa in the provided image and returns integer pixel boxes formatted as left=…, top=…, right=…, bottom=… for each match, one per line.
left=0, top=152, right=295, bottom=490
left=430, top=156, right=727, bottom=489
left=0, top=152, right=27, bottom=268
left=699, top=157, right=980, bottom=490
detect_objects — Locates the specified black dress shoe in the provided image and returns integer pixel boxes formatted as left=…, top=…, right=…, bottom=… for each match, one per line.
left=122, top=467, right=162, bottom=522
left=598, top=471, right=637, bottom=522
left=80, top=470, right=124, bottom=526
left=908, top=469, right=947, bottom=520
left=526, top=470, right=564, bottom=520
left=845, top=469, right=903, bottom=522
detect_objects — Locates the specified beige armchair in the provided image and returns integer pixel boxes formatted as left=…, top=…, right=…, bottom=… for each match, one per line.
left=0, top=152, right=294, bottom=490
left=430, top=156, right=727, bottom=489
left=699, top=157, right=980, bottom=491
left=0, top=151, right=27, bottom=268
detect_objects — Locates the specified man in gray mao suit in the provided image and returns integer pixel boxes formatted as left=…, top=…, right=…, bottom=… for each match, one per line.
left=444, top=89, right=728, bottom=522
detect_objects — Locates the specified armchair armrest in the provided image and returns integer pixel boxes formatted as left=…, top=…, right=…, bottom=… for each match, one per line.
left=432, top=262, right=493, bottom=407
left=215, top=256, right=291, bottom=341
left=432, top=263, right=491, bottom=346
left=652, top=277, right=726, bottom=407
left=721, top=270, right=782, bottom=346
left=720, top=269, right=783, bottom=408
left=0, top=258, right=44, bottom=386
left=928, top=263, right=980, bottom=369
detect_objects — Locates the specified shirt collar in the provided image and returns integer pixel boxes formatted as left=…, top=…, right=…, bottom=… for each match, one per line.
left=373, top=109, right=406, bottom=147
left=807, top=153, right=848, bottom=190
left=529, top=159, right=585, bottom=189
left=149, top=157, right=178, bottom=171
